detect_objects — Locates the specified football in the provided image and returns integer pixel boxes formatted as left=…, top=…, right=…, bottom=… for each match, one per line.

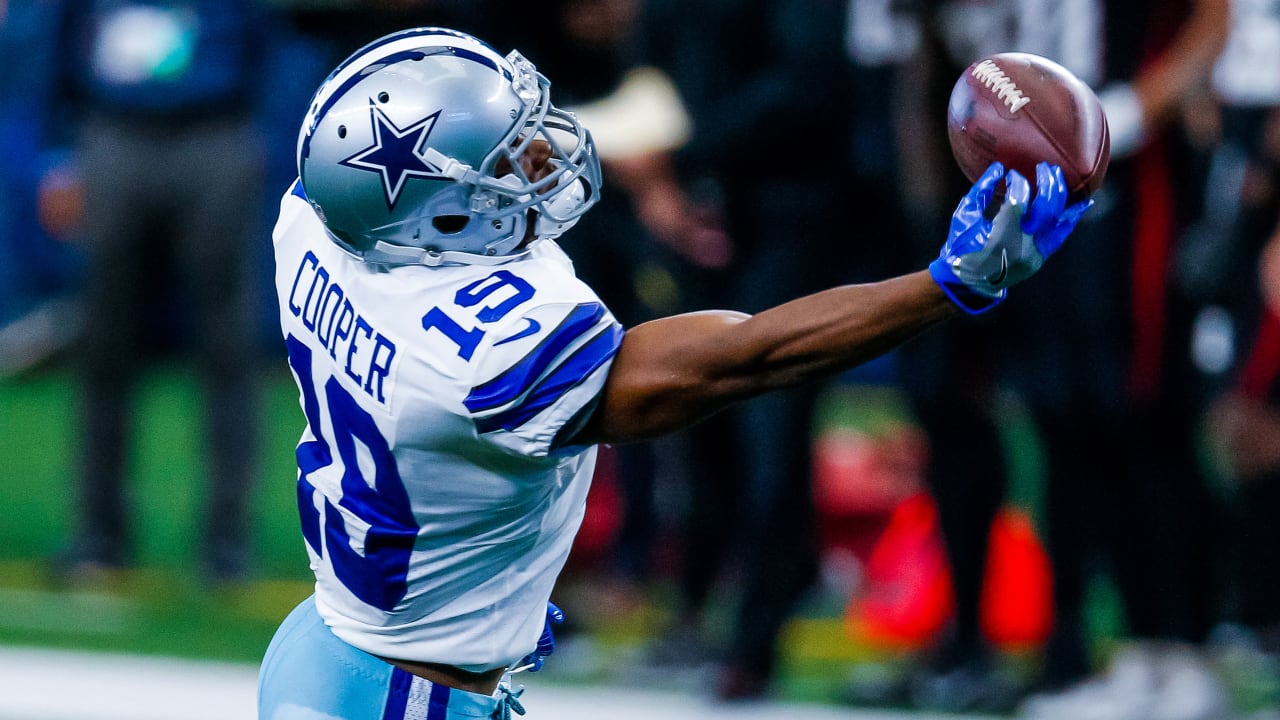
left=947, top=52, right=1110, bottom=200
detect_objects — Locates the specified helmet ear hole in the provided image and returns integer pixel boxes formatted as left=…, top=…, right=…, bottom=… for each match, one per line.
left=432, top=215, right=470, bottom=234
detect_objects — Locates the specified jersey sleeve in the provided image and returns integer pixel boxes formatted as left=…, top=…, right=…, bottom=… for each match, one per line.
left=463, top=299, right=623, bottom=458
left=273, top=178, right=318, bottom=250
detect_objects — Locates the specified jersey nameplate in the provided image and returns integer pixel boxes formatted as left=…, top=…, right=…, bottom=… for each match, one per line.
left=288, top=250, right=397, bottom=407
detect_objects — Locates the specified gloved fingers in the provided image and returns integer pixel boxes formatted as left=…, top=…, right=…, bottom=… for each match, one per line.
left=986, top=169, right=1029, bottom=250
left=1023, top=162, right=1068, bottom=233
left=977, top=167, right=1029, bottom=229
left=1059, top=197, right=1095, bottom=228
left=1036, top=196, right=1095, bottom=258
left=1031, top=197, right=1093, bottom=261
left=1003, top=168, right=1031, bottom=208
left=988, top=180, right=1029, bottom=253
left=536, top=628, right=555, bottom=652
left=532, top=602, right=563, bottom=659
left=974, top=161, right=1005, bottom=194
left=948, top=163, right=1004, bottom=248
left=955, top=162, right=1005, bottom=220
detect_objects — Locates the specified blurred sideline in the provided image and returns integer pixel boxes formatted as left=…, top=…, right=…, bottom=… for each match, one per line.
left=0, top=646, right=997, bottom=720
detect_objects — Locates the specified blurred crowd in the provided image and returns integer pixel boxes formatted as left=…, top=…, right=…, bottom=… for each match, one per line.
left=5, top=0, right=1280, bottom=718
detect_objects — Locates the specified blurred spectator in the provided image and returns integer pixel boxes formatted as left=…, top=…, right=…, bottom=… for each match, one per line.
left=0, top=0, right=82, bottom=376
left=632, top=0, right=882, bottom=700
left=844, top=0, right=1236, bottom=717
left=258, top=3, right=489, bottom=337
left=487, top=0, right=812, bottom=697
left=483, top=0, right=722, bottom=599
left=257, top=2, right=488, bottom=188
left=984, top=1, right=1234, bottom=718
left=1210, top=296, right=1280, bottom=660
left=1201, top=1, right=1280, bottom=696
left=44, top=0, right=274, bottom=583
left=847, top=0, right=1029, bottom=713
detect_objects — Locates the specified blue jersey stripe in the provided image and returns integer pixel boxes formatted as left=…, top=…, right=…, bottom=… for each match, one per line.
left=290, top=177, right=307, bottom=201
left=427, top=682, right=451, bottom=720
left=381, top=667, right=414, bottom=720
left=474, top=321, right=621, bottom=434
left=464, top=303, right=607, bottom=413
left=296, top=477, right=322, bottom=556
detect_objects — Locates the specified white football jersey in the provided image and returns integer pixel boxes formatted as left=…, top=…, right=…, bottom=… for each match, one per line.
left=272, top=180, right=622, bottom=672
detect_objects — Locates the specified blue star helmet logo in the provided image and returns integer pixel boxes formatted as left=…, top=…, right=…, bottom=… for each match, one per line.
left=340, top=102, right=450, bottom=209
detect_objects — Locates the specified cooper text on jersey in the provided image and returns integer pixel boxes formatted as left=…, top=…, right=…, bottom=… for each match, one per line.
left=288, top=250, right=397, bottom=406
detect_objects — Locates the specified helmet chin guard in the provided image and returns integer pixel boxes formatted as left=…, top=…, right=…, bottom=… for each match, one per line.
left=296, top=28, right=601, bottom=266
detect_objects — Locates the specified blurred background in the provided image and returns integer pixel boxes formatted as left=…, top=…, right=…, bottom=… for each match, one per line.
left=4, top=0, right=1280, bottom=718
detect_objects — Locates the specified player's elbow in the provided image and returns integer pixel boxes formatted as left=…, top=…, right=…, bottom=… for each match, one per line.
left=585, top=310, right=762, bottom=441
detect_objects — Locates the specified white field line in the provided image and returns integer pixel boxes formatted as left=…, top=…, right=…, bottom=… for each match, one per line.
left=0, top=646, right=992, bottom=720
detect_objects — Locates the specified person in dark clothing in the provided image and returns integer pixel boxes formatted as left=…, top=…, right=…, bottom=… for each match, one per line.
left=1197, top=0, right=1280, bottom=688
left=999, top=1, right=1233, bottom=718
left=833, top=2, right=1029, bottom=711
left=635, top=0, right=879, bottom=699
left=46, top=0, right=274, bottom=581
left=838, top=2, right=1232, bottom=716
left=479, top=2, right=744, bottom=634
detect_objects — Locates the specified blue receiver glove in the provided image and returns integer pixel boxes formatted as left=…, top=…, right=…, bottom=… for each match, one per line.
left=929, top=161, right=1094, bottom=314
left=516, top=602, right=565, bottom=673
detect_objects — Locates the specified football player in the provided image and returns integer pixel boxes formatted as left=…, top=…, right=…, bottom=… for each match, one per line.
left=257, top=26, right=1092, bottom=720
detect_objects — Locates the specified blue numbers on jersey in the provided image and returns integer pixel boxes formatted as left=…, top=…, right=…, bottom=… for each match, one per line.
left=282, top=270, right=536, bottom=607
left=287, top=335, right=417, bottom=611
left=420, top=308, right=483, bottom=360
left=421, top=269, right=536, bottom=360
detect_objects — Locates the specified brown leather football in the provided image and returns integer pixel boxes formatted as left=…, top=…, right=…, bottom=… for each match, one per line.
left=947, top=52, right=1110, bottom=201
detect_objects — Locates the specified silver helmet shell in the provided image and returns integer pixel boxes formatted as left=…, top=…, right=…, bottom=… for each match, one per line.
left=296, top=27, right=601, bottom=266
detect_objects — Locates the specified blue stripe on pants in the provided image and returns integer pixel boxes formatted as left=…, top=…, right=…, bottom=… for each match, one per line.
left=381, top=667, right=414, bottom=720
left=258, top=595, right=501, bottom=720
left=428, top=682, right=451, bottom=720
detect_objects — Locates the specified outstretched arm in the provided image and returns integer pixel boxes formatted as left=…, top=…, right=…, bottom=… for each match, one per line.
left=573, top=161, right=1091, bottom=445
left=575, top=271, right=954, bottom=443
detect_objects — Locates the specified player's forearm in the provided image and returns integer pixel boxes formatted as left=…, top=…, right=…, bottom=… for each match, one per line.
left=584, top=270, right=957, bottom=443
left=723, top=270, right=957, bottom=394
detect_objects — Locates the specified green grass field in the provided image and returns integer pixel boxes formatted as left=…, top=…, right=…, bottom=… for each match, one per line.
left=0, top=362, right=312, bottom=664
left=0, top=361, right=918, bottom=700
left=0, top=361, right=1146, bottom=709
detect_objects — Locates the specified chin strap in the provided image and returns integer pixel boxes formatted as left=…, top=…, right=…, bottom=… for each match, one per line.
left=354, top=240, right=534, bottom=267
left=422, top=148, right=490, bottom=186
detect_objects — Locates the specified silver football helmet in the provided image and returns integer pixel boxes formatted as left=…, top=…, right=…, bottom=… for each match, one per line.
left=296, top=27, right=601, bottom=266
